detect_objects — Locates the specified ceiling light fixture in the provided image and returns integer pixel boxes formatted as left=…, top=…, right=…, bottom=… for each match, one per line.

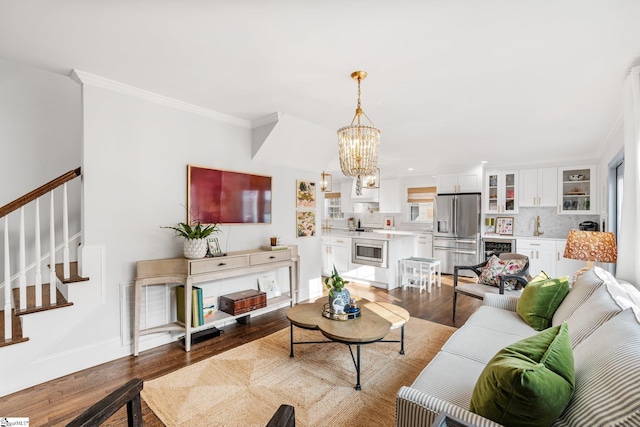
left=337, top=71, right=381, bottom=194
left=320, top=170, right=332, bottom=192
left=364, top=167, right=380, bottom=189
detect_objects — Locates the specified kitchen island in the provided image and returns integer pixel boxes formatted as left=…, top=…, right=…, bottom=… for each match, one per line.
left=321, top=229, right=416, bottom=289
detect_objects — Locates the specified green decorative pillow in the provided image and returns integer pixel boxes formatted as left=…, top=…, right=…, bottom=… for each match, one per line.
left=470, top=323, right=575, bottom=427
left=517, top=275, right=570, bottom=330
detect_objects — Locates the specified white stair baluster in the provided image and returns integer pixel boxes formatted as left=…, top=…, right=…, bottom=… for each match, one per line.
left=4, top=216, right=12, bottom=340
left=34, top=198, right=42, bottom=306
left=62, top=183, right=70, bottom=279
left=49, top=192, right=57, bottom=305
left=19, top=207, right=26, bottom=310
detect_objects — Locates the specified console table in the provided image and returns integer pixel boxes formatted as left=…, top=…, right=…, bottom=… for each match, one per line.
left=133, top=246, right=299, bottom=355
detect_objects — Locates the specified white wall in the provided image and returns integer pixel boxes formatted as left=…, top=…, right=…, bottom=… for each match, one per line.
left=77, top=76, right=321, bottom=349
left=0, top=59, right=82, bottom=280
left=0, top=65, right=322, bottom=395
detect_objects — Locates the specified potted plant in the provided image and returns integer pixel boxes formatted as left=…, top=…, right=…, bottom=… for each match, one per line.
left=324, top=265, right=350, bottom=313
left=163, top=221, right=220, bottom=259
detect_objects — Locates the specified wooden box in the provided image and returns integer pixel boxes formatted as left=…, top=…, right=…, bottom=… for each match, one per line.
left=219, top=289, right=267, bottom=316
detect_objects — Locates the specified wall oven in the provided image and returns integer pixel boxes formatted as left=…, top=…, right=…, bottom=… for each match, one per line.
left=352, top=238, right=388, bottom=268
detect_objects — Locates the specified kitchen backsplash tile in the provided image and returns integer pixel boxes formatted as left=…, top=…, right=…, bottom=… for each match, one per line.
left=488, top=207, right=600, bottom=238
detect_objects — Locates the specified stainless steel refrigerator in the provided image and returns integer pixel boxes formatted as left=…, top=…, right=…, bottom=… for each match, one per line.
left=433, top=193, right=481, bottom=275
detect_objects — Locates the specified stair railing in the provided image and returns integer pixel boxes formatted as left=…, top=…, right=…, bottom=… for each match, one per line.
left=1, top=167, right=81, bottom=340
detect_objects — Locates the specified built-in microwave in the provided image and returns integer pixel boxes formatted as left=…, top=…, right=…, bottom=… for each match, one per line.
left=352, top=238, right=388, bottom=268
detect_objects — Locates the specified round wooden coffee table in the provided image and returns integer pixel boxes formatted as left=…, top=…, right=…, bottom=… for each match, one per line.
left=286, top=298, right=410, bottom=390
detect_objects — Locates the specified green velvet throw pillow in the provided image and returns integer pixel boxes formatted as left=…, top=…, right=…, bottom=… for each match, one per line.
left=470, top=323, right=575, bottom=427
left=517, top=275, right=570, bottom=330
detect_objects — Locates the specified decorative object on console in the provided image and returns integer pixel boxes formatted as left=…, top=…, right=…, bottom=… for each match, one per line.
left=258, top=274, right=281, bottom=299
left=219, top=289, right=267, bottom=316
left=337, top=70, right=381, bottom=193
left=495, top=216, right=513, bottom=235
left=296, top=180, right=316, bottom=208
left=563, top=230, right=617, bottom=282
left=320, top=170, right=332, bottom=192
left=324, top=265, right=350, bottom=315
left=162, top=216, right=220, bottom=259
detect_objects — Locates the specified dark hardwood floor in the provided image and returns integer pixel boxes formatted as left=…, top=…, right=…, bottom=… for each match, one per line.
left=0, top=276, right=481, bottom=426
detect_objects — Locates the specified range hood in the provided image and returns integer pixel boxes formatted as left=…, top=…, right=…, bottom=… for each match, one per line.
left=350, top=178, right=379, bottom=203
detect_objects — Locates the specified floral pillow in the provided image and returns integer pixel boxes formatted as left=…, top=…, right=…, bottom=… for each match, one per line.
left=478, top=255, right=527, bottom=291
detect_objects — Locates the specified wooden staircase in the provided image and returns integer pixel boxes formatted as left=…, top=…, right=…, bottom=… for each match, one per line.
left=0, top=261, right=88, bottom=347
left=1, top=167, right=85, bottom=349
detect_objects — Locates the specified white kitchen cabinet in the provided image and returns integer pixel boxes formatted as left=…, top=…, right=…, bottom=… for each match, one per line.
left=437, top=171, right=482, bottom=193
left=415, top=233, right=433, bottom=258
left=324, top=192, right=344, bottom=219
left=558, top=165, right=597, bottom=214
left=321, top=236, right=351, bottom=276
left=556, top=239, right=585, bottom=282
left=519, top=167, right=557, bottom=207
left=379, top=179, right=401, bottom=213
left=484, top=171, right=518, bottom=214
left=516, top=238, right=556, bottom=277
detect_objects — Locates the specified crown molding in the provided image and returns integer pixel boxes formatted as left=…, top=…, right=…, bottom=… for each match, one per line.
left=69, top=70, right=251, bottom=128
left=251, top=112, right=283, bottom=128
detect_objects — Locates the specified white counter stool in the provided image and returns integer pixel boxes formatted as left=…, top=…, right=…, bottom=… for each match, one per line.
left=401, top=257, right=441, bottom=293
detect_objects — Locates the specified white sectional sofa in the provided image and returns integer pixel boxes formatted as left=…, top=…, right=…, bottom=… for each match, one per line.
left=396, top=267, right=640, bottom=427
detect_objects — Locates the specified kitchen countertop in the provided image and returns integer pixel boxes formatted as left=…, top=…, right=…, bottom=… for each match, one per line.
left=483, top=234, right=568, bottom=241
left=322, top=229, right=419, bottom=241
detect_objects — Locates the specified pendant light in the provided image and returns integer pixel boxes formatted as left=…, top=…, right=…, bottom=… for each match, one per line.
left=320, top=170, right=332, bottom=192
left=364, top=167, right=380, bottom=189
left=337, top=71, right=381, bottom=186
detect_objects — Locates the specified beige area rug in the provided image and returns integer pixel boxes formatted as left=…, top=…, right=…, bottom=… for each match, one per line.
left=142, top=317, right=456, bottom=427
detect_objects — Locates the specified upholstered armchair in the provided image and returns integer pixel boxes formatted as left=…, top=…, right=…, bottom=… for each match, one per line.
left=452, top=253, right=530, bottom=322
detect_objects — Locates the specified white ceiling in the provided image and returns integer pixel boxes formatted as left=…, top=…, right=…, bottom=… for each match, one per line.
left=1, top=0, right=639, bottom=178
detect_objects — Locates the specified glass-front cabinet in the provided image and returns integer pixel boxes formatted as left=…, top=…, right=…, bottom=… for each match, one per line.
left=558, top=165, right=596, bottom=214
left=324, top=192, right=344, bottom=219
left=485, top=171, right=518, bottom=214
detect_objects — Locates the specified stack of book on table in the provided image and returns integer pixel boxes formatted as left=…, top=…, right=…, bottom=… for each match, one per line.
left=177, top=285, right=216, bottom=326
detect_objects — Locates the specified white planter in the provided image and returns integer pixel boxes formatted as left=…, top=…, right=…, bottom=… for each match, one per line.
left=183, top=238, right=208, bottom=259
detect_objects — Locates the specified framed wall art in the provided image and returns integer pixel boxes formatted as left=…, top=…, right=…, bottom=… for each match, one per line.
left=296, top=180, right=316, bottom=208
left=296, top=210, right=316, bottom=237
left=495, top=217, right=514, bottom=235
left=187, top=165, right=272, bottom=224
left=258, top=274, right=281, bottom=299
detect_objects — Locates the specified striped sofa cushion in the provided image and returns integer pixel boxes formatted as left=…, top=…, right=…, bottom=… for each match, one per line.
left=552, top=267, right=623, bottom=347
left=553, top=309, right=640, bottom=426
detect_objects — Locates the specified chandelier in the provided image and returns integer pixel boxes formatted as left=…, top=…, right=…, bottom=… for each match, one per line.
left=337, top=71, right=381, bottom=181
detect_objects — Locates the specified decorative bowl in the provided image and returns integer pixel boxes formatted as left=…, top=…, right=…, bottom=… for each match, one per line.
left=569, top=174, right=584, bottom=181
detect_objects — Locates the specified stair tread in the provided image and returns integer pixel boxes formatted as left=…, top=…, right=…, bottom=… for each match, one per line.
left=0, top=309, right=29, bottom=347
left=54, top=261, right=89, bottom=284
left=12, top=284, right=73, bottom=315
